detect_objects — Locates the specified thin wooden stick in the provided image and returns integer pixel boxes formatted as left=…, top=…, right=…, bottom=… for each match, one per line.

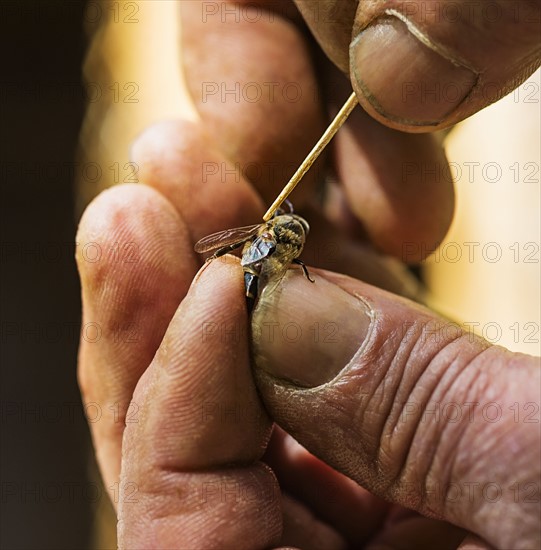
left=263, top=91, right=358, bottom=221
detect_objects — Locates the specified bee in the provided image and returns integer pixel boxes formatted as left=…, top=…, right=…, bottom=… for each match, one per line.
left=194, top=202, right=314, bottom=312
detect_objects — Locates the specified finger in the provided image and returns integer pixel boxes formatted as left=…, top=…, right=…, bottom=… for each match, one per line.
left=367, top=516, right=466, bottom=550
left=298, top=205, right=424, bottom=300
left=179, top=0, right=325, bottom=205
left=117, top=257, right=281, bottom=548
left=130, top=120, right=265, bottom=243
left=118, top=257, right=349, bottom=548
left=457, top=533, right=494, bottom=550
left=296, top=0, right=541, bottom=131
left=326, top=75, right=455, bottom=262
left=76, top=184, right=197, bottom=494
left=280, top=494, right=347, bottom=550
left=251, top=268, right=541, bottom=549
left=264, top=427, right=390, bottom=545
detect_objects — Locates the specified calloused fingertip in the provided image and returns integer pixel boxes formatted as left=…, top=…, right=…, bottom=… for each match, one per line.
left=191, top=253, right=242, bottom=285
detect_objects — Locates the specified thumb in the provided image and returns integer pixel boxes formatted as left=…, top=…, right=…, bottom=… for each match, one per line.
left=251, top=269, right=540, bottom=549
left=295, top=0, right=541, bottom=132
left=348, top=0, right=540, bottom=131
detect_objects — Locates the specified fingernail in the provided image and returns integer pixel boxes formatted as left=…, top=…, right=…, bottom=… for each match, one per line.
left=350, top=13, right=478, bottom=127
left=251, top=271, right=372, bottom=388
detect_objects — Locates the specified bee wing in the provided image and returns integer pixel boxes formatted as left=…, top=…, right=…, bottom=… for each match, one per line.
left=193, top=224, right=261, bottom=253
left=241, top=235, right=276, bottom=266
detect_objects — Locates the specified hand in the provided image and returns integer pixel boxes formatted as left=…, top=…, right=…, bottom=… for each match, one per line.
left=75, top=1, right=540, bottom=547
left=76, top=180, right=540, bottom=548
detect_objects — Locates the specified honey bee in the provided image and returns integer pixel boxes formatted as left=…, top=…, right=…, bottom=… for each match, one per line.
left=194, top=203, right=314, bottom=312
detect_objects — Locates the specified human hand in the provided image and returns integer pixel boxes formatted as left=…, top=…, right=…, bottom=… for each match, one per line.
left=75, top=179, right=540, bottom=548
left=76, top=119, right=539, bottom=549
left=75, top=1, right=540, bottom=547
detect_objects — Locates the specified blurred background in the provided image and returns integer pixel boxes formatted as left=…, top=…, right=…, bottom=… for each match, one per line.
left=1, top=1, right=94, bottom=548
left=1, top=1, right=539, bottom=549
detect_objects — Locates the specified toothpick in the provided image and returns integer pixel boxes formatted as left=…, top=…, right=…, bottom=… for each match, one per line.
left=263, top=91, right=358, bottom=221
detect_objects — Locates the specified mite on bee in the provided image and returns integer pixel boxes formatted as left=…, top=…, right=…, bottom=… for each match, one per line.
left=194, top=203, right=314, bottom=312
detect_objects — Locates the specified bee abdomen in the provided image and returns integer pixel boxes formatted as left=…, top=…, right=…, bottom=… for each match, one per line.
left=244, top=272, right=259, bottom=314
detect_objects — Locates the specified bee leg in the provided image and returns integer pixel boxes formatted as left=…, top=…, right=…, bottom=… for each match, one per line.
left=208, top=242, right=245, bottom=261
left=244, top=272, right=259, bottom=314
left=293, top=259, right=315, bottom=283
